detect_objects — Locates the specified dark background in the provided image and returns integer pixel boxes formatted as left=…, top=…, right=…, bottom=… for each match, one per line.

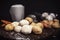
left=0, top=0, right=60, bottom=40
left=0, top=0, right=60, bottom=20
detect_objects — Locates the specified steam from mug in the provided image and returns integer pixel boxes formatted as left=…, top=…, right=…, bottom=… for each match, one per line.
left=10, top=4, right=24, bottom=21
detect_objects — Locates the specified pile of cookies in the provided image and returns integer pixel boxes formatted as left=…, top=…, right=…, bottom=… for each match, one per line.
left=1, top=12, right=60, bottom=35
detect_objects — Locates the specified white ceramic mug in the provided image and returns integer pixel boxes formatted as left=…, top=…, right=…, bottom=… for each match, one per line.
left=10, top=4, right=24, bottom=21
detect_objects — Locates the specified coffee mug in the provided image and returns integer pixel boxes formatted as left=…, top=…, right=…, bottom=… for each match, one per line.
left=10, top=4, right=24, bottom=21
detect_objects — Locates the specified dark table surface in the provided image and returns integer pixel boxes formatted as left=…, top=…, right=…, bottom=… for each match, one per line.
left=0, top=36, right=60, bottom=40
left=0, top=26, right=60, bottom=40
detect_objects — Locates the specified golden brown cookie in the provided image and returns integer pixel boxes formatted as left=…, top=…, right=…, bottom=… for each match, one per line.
left=36, top=23, right=44, bottom=29
left=52, top=22, right=60, bottom=28
left=32, top=25, right=42, bottom=34
left=5, top=24, right=14, bottom=31
left=25, top=17, right=33, bottom=23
